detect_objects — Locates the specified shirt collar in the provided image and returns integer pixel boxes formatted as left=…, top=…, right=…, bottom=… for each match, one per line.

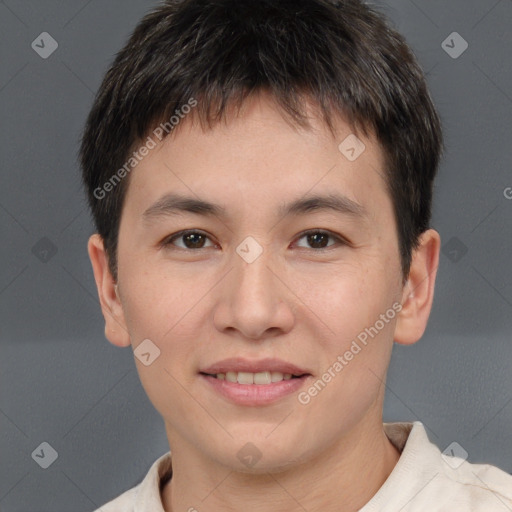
left=360, top=421, right=442, bottom=511
left=133, top=450, right=172, bottom=512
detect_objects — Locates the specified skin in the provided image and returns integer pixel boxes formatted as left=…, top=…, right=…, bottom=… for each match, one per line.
left=88, top=91, right=440, bottom=511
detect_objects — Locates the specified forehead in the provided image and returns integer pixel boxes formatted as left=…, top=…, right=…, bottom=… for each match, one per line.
left=122, top=93, right=390, bottom=228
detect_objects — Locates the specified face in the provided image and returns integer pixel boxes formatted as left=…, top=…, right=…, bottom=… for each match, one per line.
left=90, top=92, right=436, bottom=473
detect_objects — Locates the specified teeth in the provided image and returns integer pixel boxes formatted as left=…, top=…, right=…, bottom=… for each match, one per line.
left=217, top=371, right=295, bottom=384
left=237, top=371, right=255, bottom=384
left=271, top=372, right=285, bottom=382
left=254, top=371, right=272, bottom=384
left=225, top=371, right=237, bottom=383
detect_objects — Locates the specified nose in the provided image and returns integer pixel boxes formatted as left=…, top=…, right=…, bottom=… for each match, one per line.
left=213, top=243, right=295, bottom=341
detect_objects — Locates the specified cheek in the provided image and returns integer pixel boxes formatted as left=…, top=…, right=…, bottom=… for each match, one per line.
left=120, top=272, right=207, bottom=420
left=293, top=259, right=386, bottom=342
left=297, top=292, right=396, bottom=444
left=120, top=264, right=198, bottom=340
left=299, top=259, right=396, bottom=391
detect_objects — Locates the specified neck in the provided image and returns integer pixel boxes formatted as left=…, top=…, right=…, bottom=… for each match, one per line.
left=161, top=420, right=400, bottom=512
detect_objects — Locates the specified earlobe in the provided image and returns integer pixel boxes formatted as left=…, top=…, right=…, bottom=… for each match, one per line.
left=393, top=229, right=440, bottom=346
left=87, top=234, right=131, bottom=348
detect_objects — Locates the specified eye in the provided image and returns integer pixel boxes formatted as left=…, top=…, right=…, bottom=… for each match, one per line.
left=163, top=230, right=216, bottom=250
left=294, top=229, right=346, bottom=250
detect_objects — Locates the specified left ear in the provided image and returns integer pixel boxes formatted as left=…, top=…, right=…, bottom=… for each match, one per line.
left=394, top=229, right=440, bottom=346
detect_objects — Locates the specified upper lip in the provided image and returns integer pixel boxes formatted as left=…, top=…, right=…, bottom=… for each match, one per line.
left=200, top=357, right=311, bottom=376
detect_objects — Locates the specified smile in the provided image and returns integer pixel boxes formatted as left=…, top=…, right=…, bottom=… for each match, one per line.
left=202, top=371, right=303, bottom=384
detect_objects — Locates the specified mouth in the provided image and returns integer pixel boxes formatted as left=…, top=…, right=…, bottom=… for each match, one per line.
left=199, top=357, right=312, bottom=385
left=199, top=370, right=307, bottom=385
left=198, top=358, right=312, bottom=405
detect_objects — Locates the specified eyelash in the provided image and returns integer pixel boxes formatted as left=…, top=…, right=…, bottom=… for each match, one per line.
left=161, top=229, right=348, bottom=251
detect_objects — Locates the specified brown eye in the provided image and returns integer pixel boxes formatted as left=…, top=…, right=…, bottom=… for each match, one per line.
left=295, top=230, right=345, bottom=250
left=306, top=232, right=330, bottom=249
left=164, top=230, right=214, bottom=250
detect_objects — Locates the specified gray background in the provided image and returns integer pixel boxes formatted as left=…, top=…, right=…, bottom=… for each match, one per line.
left=1, top=0, right=511, bottom=510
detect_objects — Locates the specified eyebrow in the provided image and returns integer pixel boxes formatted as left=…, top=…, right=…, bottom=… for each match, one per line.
left=141, top=192, right=368, bottom=224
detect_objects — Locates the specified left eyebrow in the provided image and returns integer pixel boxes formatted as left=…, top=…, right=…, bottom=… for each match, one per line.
left=141, top=192, right=369, bottom=225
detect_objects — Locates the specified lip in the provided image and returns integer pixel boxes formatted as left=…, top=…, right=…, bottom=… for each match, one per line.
left=200, top=373, right=311, bottom=406
left=199, top=357, right=311, bottom=376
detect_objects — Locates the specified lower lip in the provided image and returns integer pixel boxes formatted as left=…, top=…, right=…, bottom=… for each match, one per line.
left=200, top=374, right=311, bottom=406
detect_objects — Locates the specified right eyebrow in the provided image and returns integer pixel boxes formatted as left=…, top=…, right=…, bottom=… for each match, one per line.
left=142, top=193, right=225, bottom=224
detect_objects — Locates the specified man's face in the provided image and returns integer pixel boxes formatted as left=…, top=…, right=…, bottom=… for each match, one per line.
left=112, top=93, right=407, bottom=470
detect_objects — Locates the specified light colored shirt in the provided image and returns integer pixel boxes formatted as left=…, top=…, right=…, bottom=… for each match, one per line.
left=94, top=421, right=512, bottom=511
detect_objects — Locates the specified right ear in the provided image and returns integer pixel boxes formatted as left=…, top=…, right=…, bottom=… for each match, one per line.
left=87, top=234, right=131, bottom=347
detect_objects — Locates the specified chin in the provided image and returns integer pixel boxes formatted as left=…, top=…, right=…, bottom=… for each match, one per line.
left=203, top=432, right=313, bottom=474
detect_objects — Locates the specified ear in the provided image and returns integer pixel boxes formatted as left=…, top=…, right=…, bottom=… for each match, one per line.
left=87, top=234, right=131, bottom=347
left=394, top=229, right=440, bottom=346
